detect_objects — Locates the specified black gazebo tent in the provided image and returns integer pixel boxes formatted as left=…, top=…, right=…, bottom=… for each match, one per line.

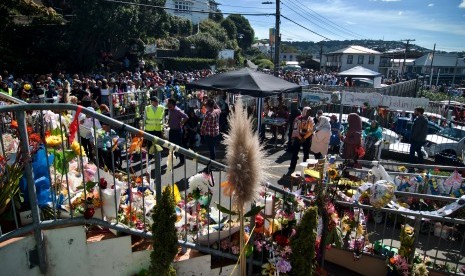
left=186, top=68, right=302, bottom=96
left=186, top=67, right=302, bottom=136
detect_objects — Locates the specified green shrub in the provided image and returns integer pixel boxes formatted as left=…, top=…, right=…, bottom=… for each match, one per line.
left=290, top=206, right=317, bottom=276
left=163, top=57, right=215, bottom=71
left=150, top=186, right=178, bottom=276
left=255, top=59, right=274, bottom=69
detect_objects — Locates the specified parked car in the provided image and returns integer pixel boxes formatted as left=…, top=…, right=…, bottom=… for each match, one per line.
left=424, top=125, right=465, bottom=158
left=392, top=117, right=443, bottom=142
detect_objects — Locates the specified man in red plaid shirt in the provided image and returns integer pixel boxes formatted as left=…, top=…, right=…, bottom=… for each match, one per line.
left=201, top=99, right=221, bottom=160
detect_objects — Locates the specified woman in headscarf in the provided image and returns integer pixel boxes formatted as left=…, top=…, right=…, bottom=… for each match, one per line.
left=341, top=113, right=362, bottom=161
left=363, top=120, right=383, bottom=160
left=287, top=106, right=314, bottom=175
left=311, top=115, right=331, bottom=159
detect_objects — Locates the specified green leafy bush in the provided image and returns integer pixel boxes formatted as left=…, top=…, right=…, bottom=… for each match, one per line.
left=163, top=58, right=215, bottom=71
left=290, top=206, right=317, bottom=276
left=150, top=186, right=178, bottom=276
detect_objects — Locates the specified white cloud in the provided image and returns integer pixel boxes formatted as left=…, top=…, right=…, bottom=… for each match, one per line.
left=346, top=21, right=356, bottom=25
left=428, top=3, right=434, bottom=7
left=398, top=11, right=403, bottom=15
left=460, top=0, right=465, bottom=8
left=381, top=0, right=401, bottom=2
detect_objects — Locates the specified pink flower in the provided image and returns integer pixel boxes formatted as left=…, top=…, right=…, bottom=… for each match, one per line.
left=84, top=163, right=97, bottom=182
left=254, top=240, right=263, bottom=252
left=231, top=246, right=240, bottom=255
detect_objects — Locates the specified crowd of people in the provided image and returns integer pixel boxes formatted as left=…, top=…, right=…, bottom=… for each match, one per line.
left=0, top=67, right=430, bottom=174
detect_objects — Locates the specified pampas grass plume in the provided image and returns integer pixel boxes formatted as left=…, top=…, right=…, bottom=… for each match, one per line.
left=223, top=98, right=269, bottom=207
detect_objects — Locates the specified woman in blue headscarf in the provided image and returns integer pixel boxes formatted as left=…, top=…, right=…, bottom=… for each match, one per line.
left=363, top=120, right=383, bottom=160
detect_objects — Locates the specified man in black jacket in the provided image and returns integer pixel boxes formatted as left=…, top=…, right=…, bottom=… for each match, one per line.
left=409, top=107, right=428, bottom=164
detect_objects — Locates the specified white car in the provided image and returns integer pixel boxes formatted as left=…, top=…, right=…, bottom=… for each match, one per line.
left=424, top=125, right=465, bottom=157
left=388, top=141, right=428, bottom=159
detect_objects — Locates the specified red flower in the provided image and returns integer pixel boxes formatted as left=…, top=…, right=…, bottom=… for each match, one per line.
left=255, top=214, right=264, bottom=228
left=11, top=120, right=18, bottom=129
left=274, top=234, right=289, bottom=247
left=27, top=126, right=33, bottom=134
left=29, top=133, right=41, bottom=143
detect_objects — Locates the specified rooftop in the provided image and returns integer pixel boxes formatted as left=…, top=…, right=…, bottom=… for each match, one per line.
left=328, top=45, right=381, bottom=55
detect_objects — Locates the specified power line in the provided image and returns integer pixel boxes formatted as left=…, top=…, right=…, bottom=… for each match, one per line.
left=219, top=4, right=274, bottom=10
left=284, top=0, right=368, bottom=40
left=281, top=1, right=344, bottom=40
left=281, top=14, right=331, bottom=40
left=102, top=0, right=275, bottom=16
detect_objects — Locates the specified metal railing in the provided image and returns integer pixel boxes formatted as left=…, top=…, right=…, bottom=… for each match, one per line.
left=0, top=101, right=309, bottom=274
left=332, top=161, right=465, bottom=274
left=1, top=95, right=465, bottom=274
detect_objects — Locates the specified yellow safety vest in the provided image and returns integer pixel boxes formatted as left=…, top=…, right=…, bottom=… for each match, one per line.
left=1, top=88, right=12, bottom=96
left=145, top=105, right=165, bottom=131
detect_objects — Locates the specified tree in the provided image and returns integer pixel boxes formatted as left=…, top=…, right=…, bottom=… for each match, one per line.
left=199, top=19, right=228, bottom=43
left=225, top=14, right=254, bottom=51
left=220, top=18, right=237, bottom=40
left=179, top=33, right=222, bottom=59
left=281, top=43, right=298, bottom=53
left=209, top=4, right=223, bottom=22
left=167, top=15, right=193, bottom=37
left=150, top=186, right=178, bottom=276
left=0, top=0, right=66, bottom=74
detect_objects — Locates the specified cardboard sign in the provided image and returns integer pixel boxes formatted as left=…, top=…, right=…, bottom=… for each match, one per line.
left=20, top=210, right=33, bottom=226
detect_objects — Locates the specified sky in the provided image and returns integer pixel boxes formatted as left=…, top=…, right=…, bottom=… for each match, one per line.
left=217, top=0, right=465, bottom=52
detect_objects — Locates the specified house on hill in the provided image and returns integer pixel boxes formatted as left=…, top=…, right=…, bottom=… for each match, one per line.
left=165, top=0, right=219, bottom=24
left=323, top=45, right=381, bottom=72
left=411, top=53, right=465, bottom=86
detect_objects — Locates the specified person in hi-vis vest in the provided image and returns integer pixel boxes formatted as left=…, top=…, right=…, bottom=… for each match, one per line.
left=143, top=96, right=165, bottom=153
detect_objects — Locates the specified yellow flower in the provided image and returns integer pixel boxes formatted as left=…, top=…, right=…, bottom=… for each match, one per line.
left=70, top=141, right=86, bottom=156
left=163, top=184, right=181, bottom=204
left=261, top=262, right=276, bottom=276
left=327, top=168, right=338, bottom=179
left=398, top=166, right=407, bottom=173
left=46, top=135, right=63, bottom=147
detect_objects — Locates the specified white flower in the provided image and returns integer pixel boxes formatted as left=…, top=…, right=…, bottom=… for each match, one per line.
left=187, top=173, right=212, bottom=194
left=43, top=110, right=61, bottom=130
left=0, top=134, right=19, bottom=155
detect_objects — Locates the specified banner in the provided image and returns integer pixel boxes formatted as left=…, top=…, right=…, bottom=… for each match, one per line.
left=340, top=92, right=429, bottom=112
left=301, top=92, right=332, bottom=103
left=269, top=28, right=275, bottom=46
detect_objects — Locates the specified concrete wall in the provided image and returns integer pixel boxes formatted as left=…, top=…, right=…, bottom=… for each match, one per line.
left=0, top=226, right=238, bottom=276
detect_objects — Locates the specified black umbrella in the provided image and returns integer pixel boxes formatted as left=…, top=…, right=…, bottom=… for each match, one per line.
left=186, top=68, right=302, bottom=97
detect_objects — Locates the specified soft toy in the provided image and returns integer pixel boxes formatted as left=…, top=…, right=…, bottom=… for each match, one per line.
left=19, top=145, right=54, bottom=207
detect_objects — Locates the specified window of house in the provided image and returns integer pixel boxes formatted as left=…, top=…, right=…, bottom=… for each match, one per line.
left=358, top=55, right=364, bottom=64
left=175, top=1, right=192, bottom=13
left=347, top=55, right=353, bottom=64
left=289, top=55, right=293, bottom=59
left=368, top=55, right=375, bottom=64
left=283, top=55, right=287, bottom=59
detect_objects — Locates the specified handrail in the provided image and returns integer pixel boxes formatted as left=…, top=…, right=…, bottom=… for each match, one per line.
left=0, top=103, right=227, bottom=171
left=0, top=93, right=27, bottom=104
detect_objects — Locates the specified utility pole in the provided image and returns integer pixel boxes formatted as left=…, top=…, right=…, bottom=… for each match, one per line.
left=401, top=39, right=415, bottom=78
left=452, top=57, right=459, bottom=88
left=429, top=43, right=436, bottom=88
left=274, top=0, right=280, bottom=76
